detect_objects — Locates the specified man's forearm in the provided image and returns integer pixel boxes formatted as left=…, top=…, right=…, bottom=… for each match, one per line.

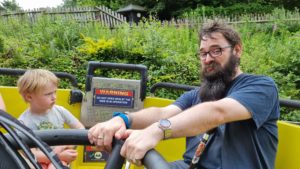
left=130, top=106, right=180, bottom=129
left=168, top=98, right=251, bottom=138
left=129, top=107, right=165, bottom=129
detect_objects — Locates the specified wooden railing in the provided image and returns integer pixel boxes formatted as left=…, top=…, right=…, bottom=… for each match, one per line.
left=0, top=6, right=126, bottom=27
left=161, top=11, right=300, bottom=27
left=1, top=6, right=299, bottom=28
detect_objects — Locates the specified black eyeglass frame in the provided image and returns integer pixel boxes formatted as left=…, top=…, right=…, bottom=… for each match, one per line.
left=199, top=45, right=232, bottom=60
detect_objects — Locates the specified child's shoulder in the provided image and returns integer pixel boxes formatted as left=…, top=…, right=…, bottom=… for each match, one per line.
left=51, top=105, right=69, bottom=113
left=18, top=108, right=31, bottom=119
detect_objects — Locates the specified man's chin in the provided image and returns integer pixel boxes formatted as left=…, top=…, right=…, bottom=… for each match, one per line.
left=203, top=71, right=218, bottom=79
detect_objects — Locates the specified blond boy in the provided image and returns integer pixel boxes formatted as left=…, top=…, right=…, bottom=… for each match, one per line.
left=17, top=69, right=84, bottom=169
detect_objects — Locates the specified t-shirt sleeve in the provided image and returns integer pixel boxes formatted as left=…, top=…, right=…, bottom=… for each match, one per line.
left=18, top=110, right=36, bottom=130
left=227, top=76, right=279, bottom=129
left=18, top=113, right=27, bottom=126
left=18, top=113, right=25, bottom=122
left=172, top=89, right=200, bottom=110
left=57, top=106, right=80, bottom=128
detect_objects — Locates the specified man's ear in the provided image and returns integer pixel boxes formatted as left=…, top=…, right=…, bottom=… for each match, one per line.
left=233, top=43, right=242, bottom=58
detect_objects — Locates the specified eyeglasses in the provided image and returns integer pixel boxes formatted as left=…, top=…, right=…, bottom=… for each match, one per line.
left=199, top=45, right=232, bottom=60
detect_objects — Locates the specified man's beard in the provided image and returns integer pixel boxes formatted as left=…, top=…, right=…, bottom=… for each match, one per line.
left=200, top=53, right=240, bottom=102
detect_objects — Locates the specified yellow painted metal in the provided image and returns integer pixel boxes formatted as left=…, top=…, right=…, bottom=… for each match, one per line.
left=144, top=96, right=174, bottom=107
left=275, top=121, right=300, bottom=169
left=1, top=86, right=299, bottom=169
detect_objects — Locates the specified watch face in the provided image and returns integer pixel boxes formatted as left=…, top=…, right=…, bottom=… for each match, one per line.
left=160, top=119, right=171, bottom=128
left=158, top=119, right=172, bottom=140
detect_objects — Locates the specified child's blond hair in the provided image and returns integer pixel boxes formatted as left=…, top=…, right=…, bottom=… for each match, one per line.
left=17, top=69, right=59, bottom=101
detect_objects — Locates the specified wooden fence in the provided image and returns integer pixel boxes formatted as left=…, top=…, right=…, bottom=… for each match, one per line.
left=0, top=6, right=126, bottom=27
left=162, top=12, right=300, bottom=28
left=1, top=6, right=300, bottom=28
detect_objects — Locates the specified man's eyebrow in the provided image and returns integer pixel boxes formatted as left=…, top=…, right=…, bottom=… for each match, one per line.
left=199, top=45, right=221, bottom=51
left=209, top=45, right=222, bottom=48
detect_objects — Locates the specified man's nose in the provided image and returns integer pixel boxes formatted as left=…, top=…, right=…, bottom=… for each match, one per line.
left=203, top=54, right=215, bottom=64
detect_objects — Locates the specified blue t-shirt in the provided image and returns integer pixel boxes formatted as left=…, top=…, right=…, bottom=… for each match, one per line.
left=171, top=73, right=280, bottom=169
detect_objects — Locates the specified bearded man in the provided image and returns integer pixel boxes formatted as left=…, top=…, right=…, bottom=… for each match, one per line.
left=88, top=21, right=280, bottom=169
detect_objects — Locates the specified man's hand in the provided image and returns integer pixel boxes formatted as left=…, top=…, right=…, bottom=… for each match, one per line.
left=88, top=117, right=127, bottom=152
left=120, top=123, right=164, bottom=166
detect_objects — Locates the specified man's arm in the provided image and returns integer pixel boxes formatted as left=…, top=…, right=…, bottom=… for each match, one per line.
left=129, top=105, right=182, bottom=129
left=168, top=98, right=251, bottom=137
left=120, top=98, right=252, bottom=161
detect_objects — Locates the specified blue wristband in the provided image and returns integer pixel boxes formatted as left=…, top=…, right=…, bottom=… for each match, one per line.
left=113, top=112, right=131, bottom=129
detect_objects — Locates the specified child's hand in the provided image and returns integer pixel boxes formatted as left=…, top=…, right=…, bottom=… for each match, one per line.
left=53, top=145, right=66, bottom=153
left=58, top=149, right=78, bottom=163
left=65, top=145, right=77, bottom=150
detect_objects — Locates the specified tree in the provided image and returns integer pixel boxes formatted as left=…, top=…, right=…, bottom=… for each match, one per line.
left=265, top=0, right=300, bottom=10
left=63, top=0, right=120, bottom=9
left=0, top=0, right=20, bottom=11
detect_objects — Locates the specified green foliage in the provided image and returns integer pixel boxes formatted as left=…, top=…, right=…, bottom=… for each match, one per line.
left=78, top=35, right=115, bottom=56
left=268, top=0, right=300, bottom=10
left=0, top=0, right=20, bottom=11
left=237, top=9, right=300, bottom=102
left=0, top=36, right=4, bottom=53
left=280, top=109, right=300, bottom=122
left=182, top=3, right=275, bottom=18
left=76, top=19, right=200, bottom=93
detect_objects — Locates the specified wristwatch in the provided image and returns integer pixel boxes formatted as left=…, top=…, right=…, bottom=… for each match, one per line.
left=158, top=119, right=172, bottom=140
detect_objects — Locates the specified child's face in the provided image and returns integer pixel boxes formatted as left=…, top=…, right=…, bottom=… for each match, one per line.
left=27, top=83, right=57, bottom=113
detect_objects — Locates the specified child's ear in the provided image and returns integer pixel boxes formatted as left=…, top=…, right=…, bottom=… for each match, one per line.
left=24, top=93, right=32, bottom=102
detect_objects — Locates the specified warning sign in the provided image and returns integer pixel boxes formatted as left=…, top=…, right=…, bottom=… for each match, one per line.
left=93, top=88, right=134, bottom=108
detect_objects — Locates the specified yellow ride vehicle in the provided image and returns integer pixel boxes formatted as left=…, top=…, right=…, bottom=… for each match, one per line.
left=0, top=62, right=299, bottom=169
